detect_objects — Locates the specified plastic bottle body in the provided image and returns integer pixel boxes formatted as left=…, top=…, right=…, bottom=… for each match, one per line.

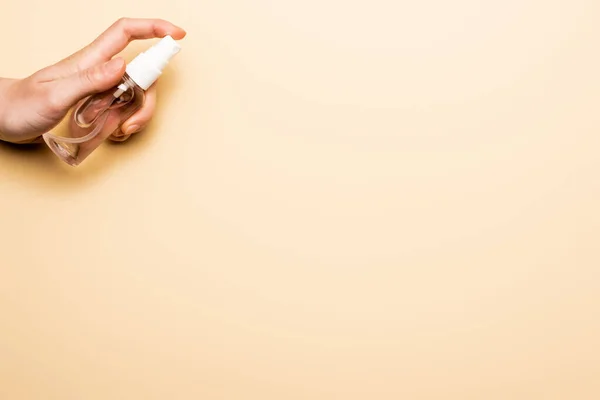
left=43, top=74, right=145, bottom=166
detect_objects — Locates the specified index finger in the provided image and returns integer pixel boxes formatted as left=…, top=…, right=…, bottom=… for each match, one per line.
left=64, top=18, right=186, bottom=71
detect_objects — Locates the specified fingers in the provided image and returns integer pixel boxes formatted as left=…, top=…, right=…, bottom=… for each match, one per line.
left=109, top=84, right=157, bottom=142
left=48, top=57, right=126, bottom=111
left=68, top=18, right=186, bottom=72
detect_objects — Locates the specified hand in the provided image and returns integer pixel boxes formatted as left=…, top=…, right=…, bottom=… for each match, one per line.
left=0, top=18, right=186, bottom=144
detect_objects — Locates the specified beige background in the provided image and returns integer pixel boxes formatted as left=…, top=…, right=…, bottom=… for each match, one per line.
left=1, top=0, right=600, bottom=398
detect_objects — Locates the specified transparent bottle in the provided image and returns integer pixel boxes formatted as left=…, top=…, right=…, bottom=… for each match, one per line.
left=43, top=35, right=182, bottom=166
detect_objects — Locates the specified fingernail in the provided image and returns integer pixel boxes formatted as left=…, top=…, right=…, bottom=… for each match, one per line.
left=112, top=134, right=131, bottom=142
left=105, top=58, right=124, bottom=74
left=125, top=125, right=140, bottom=135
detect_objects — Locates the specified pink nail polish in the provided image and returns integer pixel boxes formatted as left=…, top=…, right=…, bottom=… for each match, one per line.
left=43, top=36, right=181, bottom=166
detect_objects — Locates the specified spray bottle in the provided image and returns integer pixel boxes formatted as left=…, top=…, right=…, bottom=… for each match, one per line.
left=43, top=35, right=181, bottom=166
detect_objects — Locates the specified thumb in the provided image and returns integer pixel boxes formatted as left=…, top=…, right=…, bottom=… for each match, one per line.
left=52, top=57, right=125, bottom=108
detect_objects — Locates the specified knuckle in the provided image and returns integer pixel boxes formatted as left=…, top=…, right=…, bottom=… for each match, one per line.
left=45, top=86, right=66, bottom=113
left=115, top=17, right=130, bottom=27
left=114, top=17, right=133, bottom=38
left=81, top=67, right=98, bottom=87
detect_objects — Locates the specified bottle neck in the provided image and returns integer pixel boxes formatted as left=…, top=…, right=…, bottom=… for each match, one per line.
left=123, top=73, right=144, bottom=91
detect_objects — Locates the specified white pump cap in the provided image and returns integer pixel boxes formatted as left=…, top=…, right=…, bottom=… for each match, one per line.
left=125, top=35, right=181, bottom=90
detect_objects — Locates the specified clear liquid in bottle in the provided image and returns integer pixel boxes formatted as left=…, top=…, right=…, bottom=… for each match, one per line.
left=43, top=74, right=145, bottom=166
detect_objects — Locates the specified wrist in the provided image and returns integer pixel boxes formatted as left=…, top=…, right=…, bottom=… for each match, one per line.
left=0, top=78, right=20, bottom=142
left=0, top=79, right=12, bottom=140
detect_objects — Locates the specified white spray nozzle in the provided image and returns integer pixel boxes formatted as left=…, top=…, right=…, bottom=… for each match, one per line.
left=146, top=35, right=181, bottom=68
left=125, top=35, right=182, bottom=90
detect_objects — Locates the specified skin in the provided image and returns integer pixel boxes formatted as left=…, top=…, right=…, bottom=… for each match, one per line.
left=0, top=18, right=186, bottom=144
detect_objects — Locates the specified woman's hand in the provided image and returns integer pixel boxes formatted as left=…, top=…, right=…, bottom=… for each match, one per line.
left=0, top=18, right=186, bottom=144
